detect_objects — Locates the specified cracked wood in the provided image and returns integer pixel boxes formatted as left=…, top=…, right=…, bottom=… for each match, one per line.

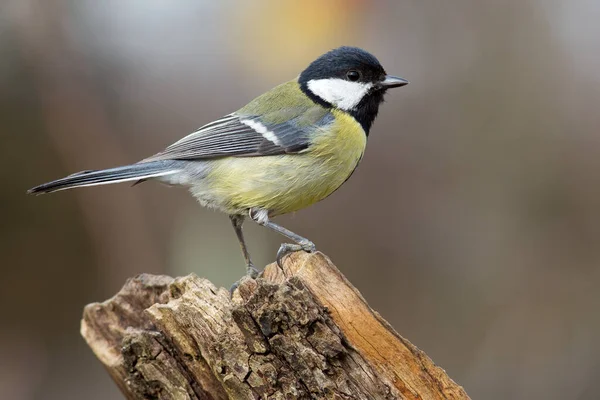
left=81, top=251, right=470, bottom=399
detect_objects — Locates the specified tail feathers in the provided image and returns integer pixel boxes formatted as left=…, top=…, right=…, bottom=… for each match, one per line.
left=27, top=161, right=180, bottom=195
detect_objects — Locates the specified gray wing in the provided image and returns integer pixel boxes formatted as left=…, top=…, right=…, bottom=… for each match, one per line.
left=144, top=112, right=333, bottom=162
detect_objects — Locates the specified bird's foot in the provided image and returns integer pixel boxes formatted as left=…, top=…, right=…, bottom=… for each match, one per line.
left=276, top=240, right=316, bottom=269
left=246, top=263, right=260, bottom=279
left=229, top=263, right=260, bottom=296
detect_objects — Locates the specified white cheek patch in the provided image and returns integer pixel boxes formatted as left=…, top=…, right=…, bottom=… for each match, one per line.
left=307, top=78, right=373, bottom=110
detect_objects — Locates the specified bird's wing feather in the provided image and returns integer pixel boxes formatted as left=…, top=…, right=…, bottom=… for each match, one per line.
left=143, top=108, right=332, bottom=162
left=143, top=80, right=332, bottom=162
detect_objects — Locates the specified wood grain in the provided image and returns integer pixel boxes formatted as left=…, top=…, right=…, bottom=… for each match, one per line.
left=82, top=252, right=469, bottom=399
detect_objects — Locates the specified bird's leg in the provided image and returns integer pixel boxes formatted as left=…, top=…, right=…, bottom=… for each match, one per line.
left=230, top=215, right=259, bottom=278
left=229, top=214, right=260, bottom=296
left=249, top=208, right=316, bottom=268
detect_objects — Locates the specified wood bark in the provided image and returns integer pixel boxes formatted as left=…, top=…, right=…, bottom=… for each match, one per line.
left=82, top=251, right=470, bottom=399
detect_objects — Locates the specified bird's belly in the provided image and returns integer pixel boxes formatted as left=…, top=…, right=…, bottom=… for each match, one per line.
left=193, top=111, right=367, bottom=215
left=203, top=154, right=359, bottom=215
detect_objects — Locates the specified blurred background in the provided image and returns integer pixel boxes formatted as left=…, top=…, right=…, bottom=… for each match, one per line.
left=1, top=0, right=599, bottom=399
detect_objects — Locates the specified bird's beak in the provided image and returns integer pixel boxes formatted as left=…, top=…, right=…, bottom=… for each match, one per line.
left=380, top=75, right=409, bottom=88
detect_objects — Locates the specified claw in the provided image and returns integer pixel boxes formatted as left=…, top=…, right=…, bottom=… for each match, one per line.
left=230, top=263, right=260, bottom=297
left=276, top=241, right=316, bottom=269
left=276, top=243, right=296, bottom=269
left=229, top=280, right=241, bottom=296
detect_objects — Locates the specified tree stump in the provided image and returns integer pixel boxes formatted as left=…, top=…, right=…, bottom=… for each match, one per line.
left=81, top=251, right=470, bottom=399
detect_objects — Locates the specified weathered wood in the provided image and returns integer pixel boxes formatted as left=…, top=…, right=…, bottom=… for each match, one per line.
left=82, top=252, right=470, bottom=399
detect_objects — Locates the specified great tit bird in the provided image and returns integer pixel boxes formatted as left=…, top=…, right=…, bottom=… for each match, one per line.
left=28, top=46, right=408, bottom=280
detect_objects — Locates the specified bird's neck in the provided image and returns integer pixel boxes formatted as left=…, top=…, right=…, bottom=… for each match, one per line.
left=298, top=80, right=382, bottom=136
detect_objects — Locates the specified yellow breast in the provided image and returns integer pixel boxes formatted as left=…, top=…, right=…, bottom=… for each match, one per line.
left=202, top=110, right=367, bottom=215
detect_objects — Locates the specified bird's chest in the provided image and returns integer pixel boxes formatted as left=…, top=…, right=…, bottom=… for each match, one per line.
left=269, top=111, right=367, bottom=213
left=309, top=111, right=367, bottom=182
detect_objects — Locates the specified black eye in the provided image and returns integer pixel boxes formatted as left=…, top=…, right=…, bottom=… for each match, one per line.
left=346, top=70, right=361, bottom=82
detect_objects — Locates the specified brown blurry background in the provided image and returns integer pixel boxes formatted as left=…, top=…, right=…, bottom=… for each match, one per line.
left=2, top=1, right=600, bottom=399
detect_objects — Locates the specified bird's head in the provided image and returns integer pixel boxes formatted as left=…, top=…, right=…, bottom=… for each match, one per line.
left=299, top=46, right=408, bottom=133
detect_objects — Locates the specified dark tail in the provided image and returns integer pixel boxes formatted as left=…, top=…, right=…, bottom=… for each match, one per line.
left=27, top=161, right=181, bottom=195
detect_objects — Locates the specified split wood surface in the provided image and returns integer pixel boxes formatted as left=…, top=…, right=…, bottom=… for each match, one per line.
left=81, top=251, right=470, bottom=399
